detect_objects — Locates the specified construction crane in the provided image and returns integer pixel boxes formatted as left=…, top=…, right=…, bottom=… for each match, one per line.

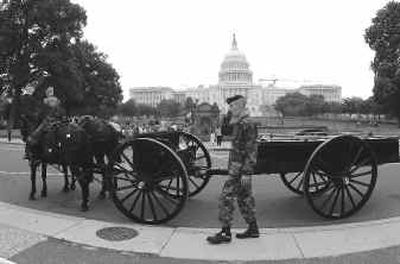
left=258, top=78, right=315, bottom=86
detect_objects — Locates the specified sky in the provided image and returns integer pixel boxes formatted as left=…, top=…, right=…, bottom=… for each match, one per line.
left=71, top=0, right=391, bottom=101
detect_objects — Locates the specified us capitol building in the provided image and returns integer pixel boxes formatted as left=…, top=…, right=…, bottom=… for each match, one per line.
left=129, top=34, right=341, bottom=116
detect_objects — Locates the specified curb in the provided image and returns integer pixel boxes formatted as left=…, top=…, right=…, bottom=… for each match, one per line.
left=1, top=201, right=400, bottom=261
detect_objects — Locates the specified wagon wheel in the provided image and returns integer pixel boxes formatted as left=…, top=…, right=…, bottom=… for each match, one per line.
left=280, top=171, right=329, bottom=195
left=303, top=135, right=377, bottom=219
left=280, top=171, right=330, bottom=195
left=280, top=172, right=305, bottom=195
left=175, top=131, right=212, bottom=197
left=108, top=138, right=188, bottom=224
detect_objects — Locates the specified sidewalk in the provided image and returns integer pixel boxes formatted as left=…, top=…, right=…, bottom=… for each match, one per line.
left=0, top=201, right=400, bottom=262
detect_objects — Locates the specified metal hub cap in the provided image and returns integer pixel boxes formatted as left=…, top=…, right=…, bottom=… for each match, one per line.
left=138, top=181, right=146, bottom=189
left=343, top=177, right=350, bottom=185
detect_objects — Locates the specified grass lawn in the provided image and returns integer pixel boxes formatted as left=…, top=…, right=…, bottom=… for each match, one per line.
left=0, top=117, right=399, bottom=140
left=256, top=117, right=400, bottom=137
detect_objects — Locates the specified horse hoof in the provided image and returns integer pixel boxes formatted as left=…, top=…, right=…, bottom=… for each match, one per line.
left=80, top=205, right=89, bottom=212
left=62, top=186, right=70, bottom=193
left=29, top=195, right=36, bottom=200
left=70, top=184, right=76, bottom=191
left=40, top=192, right=47, bottom=198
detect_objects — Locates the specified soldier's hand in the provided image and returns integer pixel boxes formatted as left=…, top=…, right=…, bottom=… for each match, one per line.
left=241, top=175, right=252, bottom=190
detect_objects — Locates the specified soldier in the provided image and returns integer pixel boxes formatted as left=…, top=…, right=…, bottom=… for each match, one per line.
left=207, top=94, right=259, bottom=244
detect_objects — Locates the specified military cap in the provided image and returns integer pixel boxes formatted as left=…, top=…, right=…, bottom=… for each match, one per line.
left=226, top=94, right=244, bottom=104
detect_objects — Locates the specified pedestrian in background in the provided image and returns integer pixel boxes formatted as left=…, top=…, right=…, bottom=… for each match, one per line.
left=210, top=129, right=216, bottom=146
left=207, top=95, right=259, bottom=244
left=215, top=126, right=222, bottom=147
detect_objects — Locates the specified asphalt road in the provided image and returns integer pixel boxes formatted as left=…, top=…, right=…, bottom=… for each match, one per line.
left=1, top=143, right=400, bottom=229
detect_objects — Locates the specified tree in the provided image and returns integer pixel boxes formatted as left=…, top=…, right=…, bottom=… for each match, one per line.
left=157, top=99, right=182, bottom=117
left=69, top=40, right=122, bottom=116
left=342, top=97, right=364, bottom=118
left=323, top=101, right=342, bottom=115
left=362, top=96, right=384, bottom=119
left=0, top=0, right=87, bottom=125
left=0, top=0, right=122, bottom=120
left=117, top=99, right=136, bottom=117
left=274, top=92, right=308, bottom=117
left=365, top=1, right=400, bottom=124
left=136, top=103, right=156, bottom=117
left=305, top=94, right=325, bottom=116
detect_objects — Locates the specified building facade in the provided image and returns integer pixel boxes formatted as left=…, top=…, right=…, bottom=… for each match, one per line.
left=129, top=87, right=174, bottom=108
left=129, top=35, right=342, bottom=116
left=298, top=84, right=342, bottom=102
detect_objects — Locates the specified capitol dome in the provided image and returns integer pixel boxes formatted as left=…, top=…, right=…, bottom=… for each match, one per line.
left=219, top=34, right=253, bottom=85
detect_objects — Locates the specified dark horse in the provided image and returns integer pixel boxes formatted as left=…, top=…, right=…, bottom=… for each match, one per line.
left=21, top=110, right=120, bottom=211
left=19, top=95, right=74, bottom=198
left=74, top=115, right=121, bottom=199
left=23, top=117, right=93, bottom=211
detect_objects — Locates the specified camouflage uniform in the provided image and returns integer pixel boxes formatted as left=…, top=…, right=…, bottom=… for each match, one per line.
left=218, top=112, right=258, bottom=227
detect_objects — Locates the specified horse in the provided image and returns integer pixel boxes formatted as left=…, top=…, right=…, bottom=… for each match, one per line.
left=31, top=120, right=93, bottom=211
left=73, top=115, right=120, bottom=199
left=22, top=114, right=120, bottom=211
left=19, top=96, right=74, bottom=197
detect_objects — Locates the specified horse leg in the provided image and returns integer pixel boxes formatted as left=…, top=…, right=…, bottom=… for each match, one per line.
left=62, top=164, right=70, bottom=192
left=29, top=161, right=37, bottom=200
left=70, top=165, right=77, bottom=191
left=72, top=166, right=90, bottom=212
left=79, top=177, right=90, bottom=212
left=40, top=163, right=47, bottom=197
left=95, top=154, right=107, bottom=200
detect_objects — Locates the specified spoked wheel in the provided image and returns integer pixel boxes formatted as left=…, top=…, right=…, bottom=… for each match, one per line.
left=175, top=131, right=212, bottom=197
left=303, top=135, right=377, bottom=219
left=280, top=172, right=305, bottom=195
left=108, top=138, right=188, bottom=224
left=281, top=171, right=330, bottom=195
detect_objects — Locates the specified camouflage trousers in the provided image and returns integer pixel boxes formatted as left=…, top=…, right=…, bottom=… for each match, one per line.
left=218, top=161, right=257, bottom=227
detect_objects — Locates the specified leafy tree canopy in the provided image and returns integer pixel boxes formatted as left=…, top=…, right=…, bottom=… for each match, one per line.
left=365, top=1, right=400, bottom=123
left=0, top=0, right=122, bottom=120
left=274, top=92, right=309, bottom=117
left=116, top=99, right=157, bottom=117
left=157, top=99, right=182, bottom=117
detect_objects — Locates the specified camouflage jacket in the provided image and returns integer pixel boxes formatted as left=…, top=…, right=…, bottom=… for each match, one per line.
left=225, top=112, right=258, bottom=171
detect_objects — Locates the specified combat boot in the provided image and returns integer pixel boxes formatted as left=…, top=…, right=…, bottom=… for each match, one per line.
left=206, top=226, right=231, bottom=244
left=236, top=222, right=259, bottom=239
